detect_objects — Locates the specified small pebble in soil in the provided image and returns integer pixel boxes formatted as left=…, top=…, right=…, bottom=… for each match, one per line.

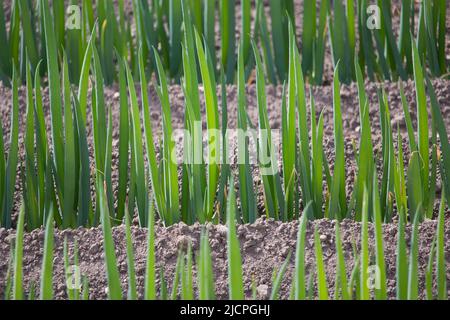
left=5, top=234, right=15, bottom=244
left=215, top=225, right=228, bottom=237
left=257, top=284, right=269, bottom=299
left=89, top=243, right=101, bottom=254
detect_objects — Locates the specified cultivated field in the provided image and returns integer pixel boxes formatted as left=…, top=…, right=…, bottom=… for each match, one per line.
left=0, top=0, right=449, bottom=301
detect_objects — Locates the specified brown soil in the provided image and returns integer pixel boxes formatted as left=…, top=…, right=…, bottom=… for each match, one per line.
left=0, top=216, right=449, bottom=300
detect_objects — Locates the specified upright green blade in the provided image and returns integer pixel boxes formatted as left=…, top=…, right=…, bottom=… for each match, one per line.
left=237, top=43, right=256, bottom=223
left=294, top=204, right=308, bottom=299
left=220, top=0, right=236, bottom=82
left=116, top=55, right=128, bottom=222
left=301, top=0, right=316, bottom=75
left=372, top=174, right=387, bottom=299
left=18, top=0, right=39, bottom=71
left=396, top=209, right=408, bottom=300
left=181, top=242, right=194, bottom=300
left=252, top=41, right=281, bottom=220
left=314, top=226, right=329, bottom=300
left=270, top=252, right=292, bottom=300
left=194, top=31, right=220, bottom=222
left=407, top=207, right=421, bottom=300
left=329, top=64, right=347, bottom=220
left=360, top=187, right=370, bottom=300
left=13, top=203, right=25, bottom=300
left=1, top=67, right=19, bottom=228
left=124, top=208, right=137, bottom=300
left=407, top=152, right=423, bottom=221
left=144, top=200, right=156, bottom=300
left=335, top=223, right=349, bottom=300
left=125, top=59, right=148, bottom=226
left=40, top=208, right=54, bottom=300
left=203, top=0, right=216, bottom=72
left=40, top=0, right=64, bottom=187
left=428, top=77, right=450, bottom=201
left=436, top=190, right=447, bottom=300
left=412, top=40, right=429, bottom=212
left=99, top=181, right=122, bottom=300
left=169, top=0, right=182, bottom=77
left=62, top=54, right=76, bottom=228
left=198, top=230, right=216, bottom=300
left=152, top=48, right=179, bottom=224
left=226, top=177, right=244, bottom=299
left=78, top=24, right=96, bottom=121
left=268, top=0, right=288, bottom=81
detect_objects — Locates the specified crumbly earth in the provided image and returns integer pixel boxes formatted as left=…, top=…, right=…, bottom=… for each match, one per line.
left=0, top=216, right=449, bottom=300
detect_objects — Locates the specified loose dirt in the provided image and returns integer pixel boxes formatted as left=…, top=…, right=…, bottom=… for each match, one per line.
left=0, top=216, right=449, bottom=300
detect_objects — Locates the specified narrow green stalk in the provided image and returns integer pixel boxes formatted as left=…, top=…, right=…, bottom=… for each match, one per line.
left=329, top=64, right=347, bottom=220
left=144, top=200, right=156, bottom=300
left=125, top=59, right=148, bottom=226
left=169, top=0, right=182, bottom=77
left=270, top=252, right=292, bottom=300
left=428, top=77, right=450, bottom=201
left=436, top=189, right=447, bottom=300
left=227, top=176, right=244, bottom=299
left=252, top=41, right=282, bottom=220
left=195, top=31, right=220, bottom=222
left=220, top=0, right=236, bottom=82
left=13, top=203, right=25, bottom=300
left=396, top=209, right=408, bottom=300
left=181, top=242, right=194, bottom=300
left=335, top=223, right=349, bottom=300
left=124, top=209, right=137, bottom=300
left=198, top=230, right=216, bottom=300
left=62, top=54, right=76, bottom=228
left=360, top=187, right=370, bottom=300
left=99, top=181, right=122, bottom=300
left=40, top=209, right=54, bottom=300
left=152, top=48, right=180, bottom=224
left=237, top=43, right=256, bottom=223
left=407, top=207, right=421, bottom=300
left=116, top=56, right=128, bottom=222
left=412, top=40, right=429, bottom=213
left=314, top=226, right=329, bottom=300
left=1, top=67, right=19, bottom=228
left=294, top=204, right=309, bottom=299
left=302, top=0, right=316, bottom=76
left=40, top=0, right=65, bottom=191
left=372, top=174, right=387, bottom=299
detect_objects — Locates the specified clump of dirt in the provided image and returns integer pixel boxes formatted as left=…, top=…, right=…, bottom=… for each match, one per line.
left=0, top=216, right=449, bottom=300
